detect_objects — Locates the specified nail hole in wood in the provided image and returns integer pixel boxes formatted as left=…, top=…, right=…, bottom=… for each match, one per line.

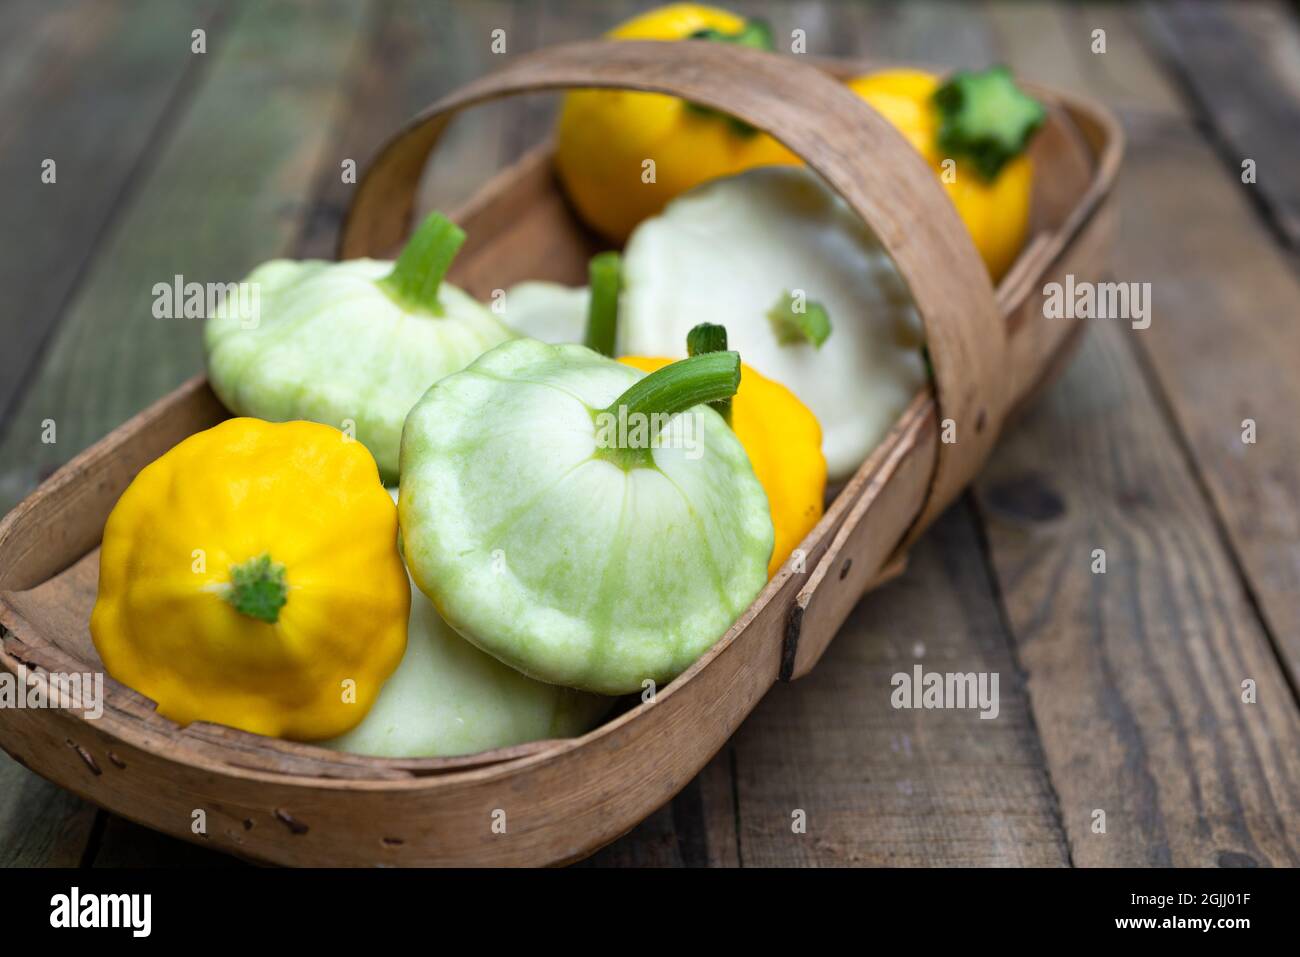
left=274, top=808, right=309, bottom=835
left=382, top=836, right=405, bottom=847
left=839, top=558, right=852, bottom=580
left=65, top=739, right=101, bottom=776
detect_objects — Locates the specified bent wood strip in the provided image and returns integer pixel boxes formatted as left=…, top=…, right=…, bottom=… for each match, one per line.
left=788, top=99, right=1120, bottom=678
left=0, top=360, right=940, bottom=864
left=344, top=43, right=1120, bottom=690
left=785, top=398, right=936, bottom=679
left=340, top=38, right=1008, bottom=539
left=725, top=0, right=1068, bottom=865
left=0, top=448, right=915, bottom=864
left=0, top=417, right=583, bottom=783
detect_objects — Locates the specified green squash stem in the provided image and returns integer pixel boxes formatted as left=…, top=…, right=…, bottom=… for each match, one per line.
left=767, top=290, right=831, bottom=348
left=685, top=322, right=733, bottom=426
left=932, top=65, right=1046, bottom=181
left=688, top=17, right=774, bottom=51
left=594, top=351, right=741, bottom=470
left=224, top=554, right=288, bottom=624
left=583, top=251, right=622, bottom=357
left=377, top=211, right=465, bottom=316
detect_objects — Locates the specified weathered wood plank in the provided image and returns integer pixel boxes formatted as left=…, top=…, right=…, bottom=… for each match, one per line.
left=0, top=0, right=372, bottom=513
left=977, top=3, right=1300, bottom=866
left=0, top=750, right=97, bottom=867
left=1013, top=0, right=1300, bottom=689
left=1064, top=2, right=1186, bottom=118
left=1107, top=2, right=1300, bottom=689
left=0, top=0, right=222, bottom=442
left=1145, top=0, right=1300, bottom=247
left=733, top=505, right=1071, bottom=866
left=1114, top=119, right=1300, bottom=694
left=974, top=321, right=1300, bottom=867
left=415, top=0, right=548, bottom=227
left=984, top=0, right=1093, bottom=92
left=985, top=1, right=1190, bottom=120
left=296, top=0, right=545, bottom=259
left=860, top=0, right=996, bottom=67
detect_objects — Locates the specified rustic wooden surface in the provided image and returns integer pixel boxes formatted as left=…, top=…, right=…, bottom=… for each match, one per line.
left=1, top=0, right=1296, bottom=867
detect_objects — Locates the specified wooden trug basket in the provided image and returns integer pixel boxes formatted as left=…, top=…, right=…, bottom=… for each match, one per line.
left=0, top=41, right=1120, bottom=866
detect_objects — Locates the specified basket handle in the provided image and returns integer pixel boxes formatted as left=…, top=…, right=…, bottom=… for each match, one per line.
left=339, top=38, right=1007, bottom=605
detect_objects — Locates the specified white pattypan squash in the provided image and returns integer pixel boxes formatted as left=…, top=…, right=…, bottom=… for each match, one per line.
left=326, top=490, right=610, bottom=758
left=619, top=166, right=927, bottom=482
left=501, top=281, right=589, bottom=344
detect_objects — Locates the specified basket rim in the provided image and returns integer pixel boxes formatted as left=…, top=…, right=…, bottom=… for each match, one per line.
left=0, top=390, right=928, bottom=790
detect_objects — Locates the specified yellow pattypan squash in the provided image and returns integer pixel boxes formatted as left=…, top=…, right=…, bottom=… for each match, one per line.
left=556, top=1, right=1045, bottom=280
left=621, top=346, right=825, bottom=580
left=846, top=67, right=1045, bottom=281
left=554, top=3, right=796, bottom=243
left=90, top=417, right=410, bottom=741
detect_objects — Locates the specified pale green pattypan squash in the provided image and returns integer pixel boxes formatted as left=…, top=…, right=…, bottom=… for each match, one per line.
left=399, top=338, right=774, bottom=695
left=619, top=166, right=927, bottom=482
left=499, top=249, right=624, bottom=348
left=205, top=212, right=513, bottom=481
left=326, top=490, right=610, bottom=758
left=501, top=281, right=589, bottom=344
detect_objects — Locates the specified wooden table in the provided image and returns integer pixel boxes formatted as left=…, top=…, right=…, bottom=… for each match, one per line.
left=2, top=0, right=1297, bottom=868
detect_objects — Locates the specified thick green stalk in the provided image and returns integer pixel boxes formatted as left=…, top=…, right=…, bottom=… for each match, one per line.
left=583, top=251, right=622, bottom=356
left=377, top=211, right=465, bottom=316
left=594, top=352, right=741, bottom=469
left=686, top=322, right=733, bottom=425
